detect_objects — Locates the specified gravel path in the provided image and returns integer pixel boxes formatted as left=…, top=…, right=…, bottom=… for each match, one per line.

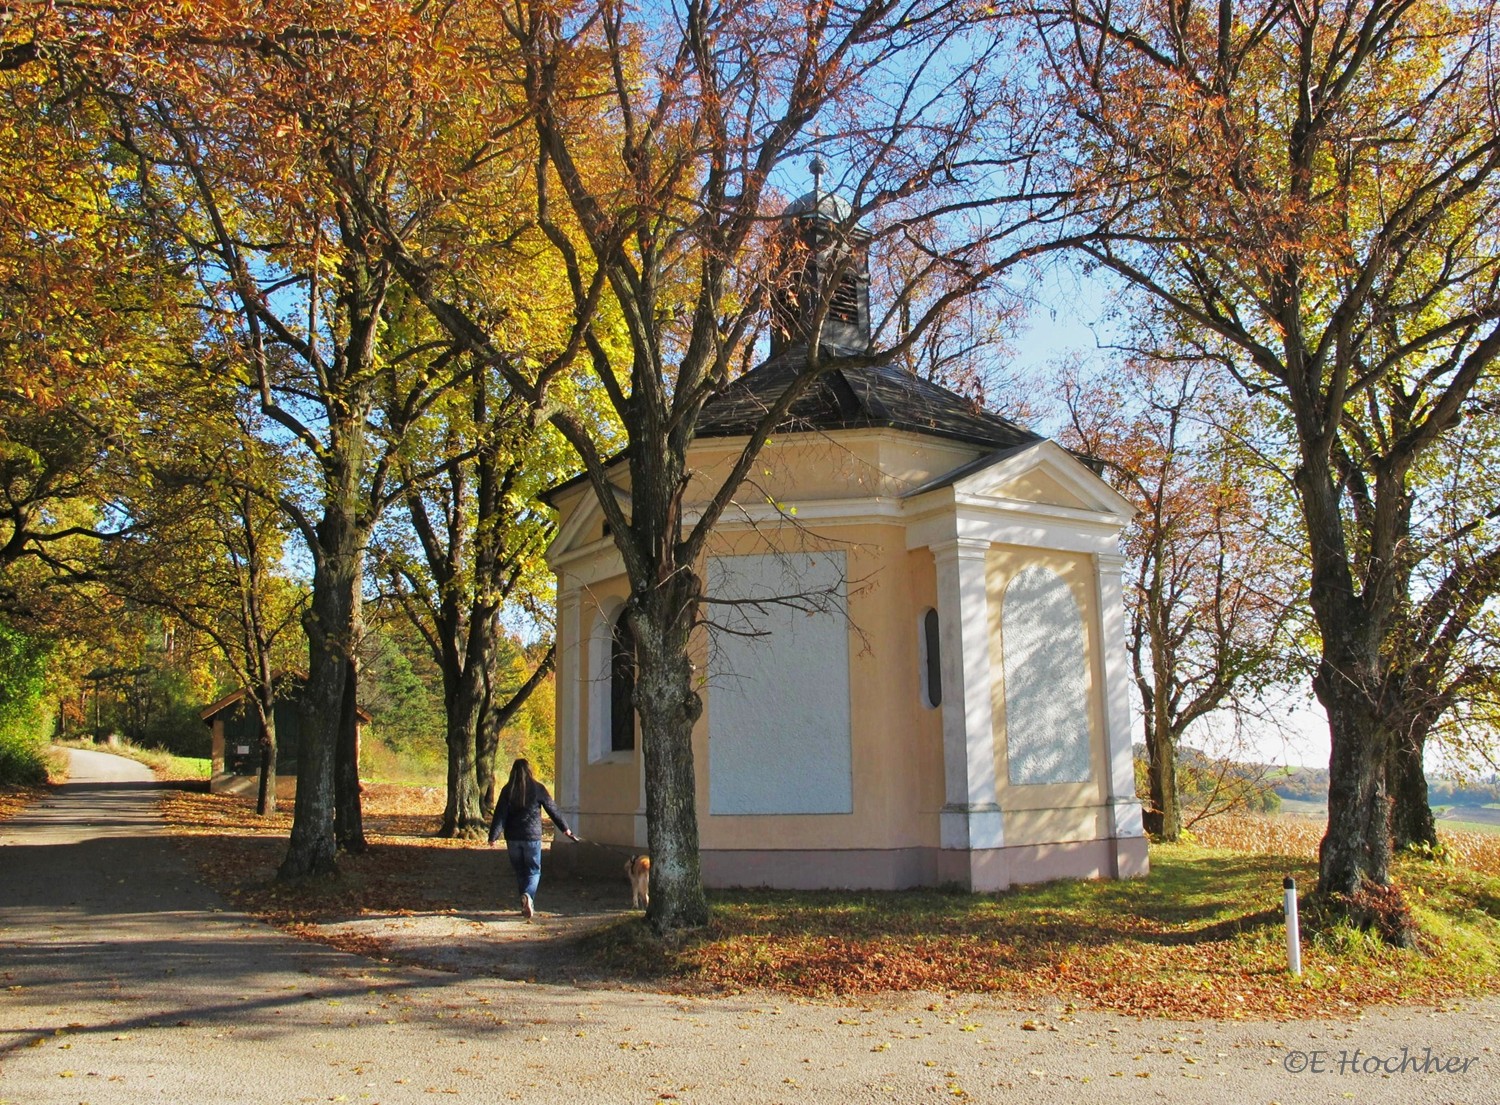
left=0, top=748, right=1495, bottom=1104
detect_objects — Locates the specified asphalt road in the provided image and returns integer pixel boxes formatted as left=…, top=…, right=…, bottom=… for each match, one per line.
left=0, top=748, right=1496, bottom=1104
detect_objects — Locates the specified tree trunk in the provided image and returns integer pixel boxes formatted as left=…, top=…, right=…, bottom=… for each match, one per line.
left=1388, top=725, right=1437, bottom=851
left=438, top=577, right=496, bottom=836
left=1314, top=661, right=1394, bottom=897
left=1293, top=431, right=1400, bottom=902
left=253, top=659, right=278, bottom=815
left=477, top=713, right=500, bottom=817
left=440, top=674, right=486, bottom=837
left=255, top=709, right=277, bottom=816
left=280, top=610, right=342, bottom=878
left=335, top=653, right=366, bottom=853
left=633, top=581, right=710, bottom=932
left=1144, top=713, right=1180, bottom=842
left=279, top=509, right=361, bottom=879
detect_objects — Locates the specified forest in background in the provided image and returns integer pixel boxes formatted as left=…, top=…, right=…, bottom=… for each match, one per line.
left=7, top=607, right=555, bottom=789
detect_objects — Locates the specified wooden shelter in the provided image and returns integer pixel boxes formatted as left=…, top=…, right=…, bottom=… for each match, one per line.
left=200, top=674, right=370, bottom=798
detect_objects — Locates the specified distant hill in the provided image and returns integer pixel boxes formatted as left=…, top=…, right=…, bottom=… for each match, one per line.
left=1270, top=765, right=1500, bottom=807
left=1270, top=765, right=1329, bottom=803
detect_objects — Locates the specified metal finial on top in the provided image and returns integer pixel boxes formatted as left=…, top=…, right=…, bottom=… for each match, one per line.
left=809, top=155, right=826, bottom=193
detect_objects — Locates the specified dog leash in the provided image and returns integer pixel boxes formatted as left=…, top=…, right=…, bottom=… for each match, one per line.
left=559, top=836, right=641, bottom=853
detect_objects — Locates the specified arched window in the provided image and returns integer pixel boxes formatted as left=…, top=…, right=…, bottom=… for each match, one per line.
left=920, top=608, right=942, bottom=709
left=610, top=611, right=637, bottom=753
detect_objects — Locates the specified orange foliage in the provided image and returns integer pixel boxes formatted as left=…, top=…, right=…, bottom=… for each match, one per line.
left=0, top=785, right=44, bottom=823
left=1196, top=812, right=1500, bottom=879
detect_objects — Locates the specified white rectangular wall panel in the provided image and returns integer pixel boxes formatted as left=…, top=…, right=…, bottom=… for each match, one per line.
left=707, top=552, right=853, bottom=815
left=1002, top=565, right=1094, bottom=785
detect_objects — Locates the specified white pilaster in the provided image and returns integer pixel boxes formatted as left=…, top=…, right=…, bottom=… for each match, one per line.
left=932, top=538, right=1004, bottom=851
left=556, top=583, right=582, bottom=820
left=1095, top=552, right=1144, bottom=839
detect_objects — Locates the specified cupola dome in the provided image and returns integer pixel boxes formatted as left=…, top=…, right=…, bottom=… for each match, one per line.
left=783, top=188, right=855, bottom=223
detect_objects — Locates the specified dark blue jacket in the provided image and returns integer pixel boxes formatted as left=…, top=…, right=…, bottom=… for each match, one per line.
left=488, top=779, right=571, bottom=843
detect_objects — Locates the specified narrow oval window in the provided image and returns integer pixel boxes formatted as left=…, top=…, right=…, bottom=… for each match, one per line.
left=610, top=611, right=637, bottom=752
left=920, top=608, right=942, bottom=708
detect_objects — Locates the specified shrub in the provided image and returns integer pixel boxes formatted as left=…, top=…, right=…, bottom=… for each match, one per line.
left=0, top=727, right=49, bottom=786
left=0, top=621, right=51, bottom=786
left=1401, top=838, right=1454, bottom=866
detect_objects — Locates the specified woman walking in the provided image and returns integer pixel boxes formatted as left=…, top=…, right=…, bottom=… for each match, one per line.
left=487, top=758, right=577, bottom=919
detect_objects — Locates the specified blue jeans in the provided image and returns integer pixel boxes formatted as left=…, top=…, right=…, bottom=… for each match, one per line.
left=506, top=840, right=543, bottom=900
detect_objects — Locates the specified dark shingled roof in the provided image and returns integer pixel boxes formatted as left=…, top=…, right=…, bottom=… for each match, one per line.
left=539, top=348, right=1042, bottom=507
left=695, top=347, right=1042, bottom=451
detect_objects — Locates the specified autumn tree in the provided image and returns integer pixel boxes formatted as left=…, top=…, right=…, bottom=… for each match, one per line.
left=190, top=5, right=584, bottom=843
left=106, top=411, right=308, bottom=815
left=371, top=321, right=563, bottom=837
left=0, top=38, right=232, bottom=750
left=74, top=1, right=506, bottom=874
left=1059, top=355, right=1301, bottom=840
left=1034, top=0, right=1500, bottom=924
left=201, top=476, right=307, bottom=817
left=0, top=20, right=197, bottom=614
left=122, top=98, right=389, bottom=867
left=1380, top=386, right=1500, bottom=848
left=343, top=0, right=1102, bottom=929
left=0, top=41, right=298, bottom=792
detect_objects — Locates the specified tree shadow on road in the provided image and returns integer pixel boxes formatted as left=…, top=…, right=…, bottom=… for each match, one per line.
left=159, top=786, right=642, bottom=986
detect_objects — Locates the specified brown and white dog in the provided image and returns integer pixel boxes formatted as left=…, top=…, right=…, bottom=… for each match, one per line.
left=625, top=855, right=651, bottom=910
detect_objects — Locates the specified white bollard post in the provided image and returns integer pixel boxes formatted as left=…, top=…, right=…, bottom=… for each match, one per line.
left=1284, top=876, right=1302, bottom=976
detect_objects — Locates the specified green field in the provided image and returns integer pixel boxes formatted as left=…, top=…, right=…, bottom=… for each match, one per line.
left=1435, top=805, right=1500, bottom=834
left=1268, top=798, right=1500, bottom=835
left=1276, top=797, right=1327, bottom=818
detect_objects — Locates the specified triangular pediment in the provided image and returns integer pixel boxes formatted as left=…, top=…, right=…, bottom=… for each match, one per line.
left=989, top=464, right=1094, bottom=511
left=547, top=481, right=631, bottom=566
left=908, top=439, right=1135, bottom=523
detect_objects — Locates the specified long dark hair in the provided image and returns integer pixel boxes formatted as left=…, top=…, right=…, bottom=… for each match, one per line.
left=507, top=758, right=535, bottom=808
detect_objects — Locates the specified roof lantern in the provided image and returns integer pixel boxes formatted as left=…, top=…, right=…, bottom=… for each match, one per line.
left=783, top=155, right=857, bottom=223
left=770, top=158, right=871, bottom=358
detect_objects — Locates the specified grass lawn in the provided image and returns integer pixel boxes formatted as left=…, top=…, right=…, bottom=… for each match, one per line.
left=576, top=839, right=1500, bottom=1018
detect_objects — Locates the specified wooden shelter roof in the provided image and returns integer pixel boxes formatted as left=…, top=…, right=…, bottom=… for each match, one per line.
left=200, top=672, right=372, bottom=724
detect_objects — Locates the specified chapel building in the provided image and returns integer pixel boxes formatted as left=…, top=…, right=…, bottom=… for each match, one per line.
left=542, top=186, right=1148, bottom=891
